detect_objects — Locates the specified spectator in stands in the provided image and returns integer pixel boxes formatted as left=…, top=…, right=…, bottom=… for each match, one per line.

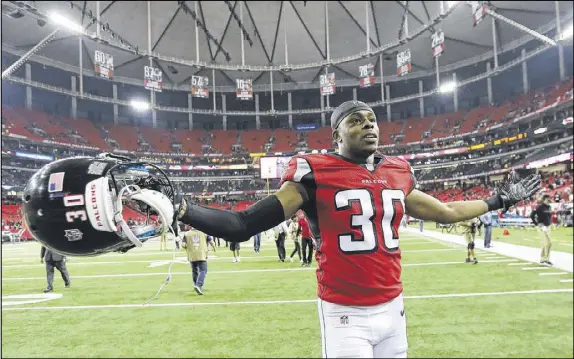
left=41, top=246, right=71, bottom=293
left=183, top=227, right=215, bottom=296
left=530, top=194, right=554, bottom=266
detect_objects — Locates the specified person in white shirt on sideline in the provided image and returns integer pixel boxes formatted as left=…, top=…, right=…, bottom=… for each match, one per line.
left=479, top=211, right=493, bottom=248
left=273, top=220, right=289, bottom=262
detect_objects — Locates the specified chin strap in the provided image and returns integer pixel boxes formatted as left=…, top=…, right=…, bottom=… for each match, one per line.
left=143, top=244, right=178, bottom=306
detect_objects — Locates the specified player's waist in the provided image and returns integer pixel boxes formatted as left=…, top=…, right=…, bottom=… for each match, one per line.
left=318, top=283, right=403, bottom=307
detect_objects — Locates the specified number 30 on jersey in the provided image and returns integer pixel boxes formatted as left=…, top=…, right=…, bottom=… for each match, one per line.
left=335, top=189, right=405, bottom=254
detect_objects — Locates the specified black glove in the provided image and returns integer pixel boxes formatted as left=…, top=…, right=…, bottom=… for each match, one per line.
left=484, top=174, right=541, bottom=213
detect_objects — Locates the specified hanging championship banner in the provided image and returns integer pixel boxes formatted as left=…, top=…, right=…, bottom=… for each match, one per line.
left=359, top=64, right=375, bottom=88
left=431, top=30, right=445, bottom=58
left=396, top=49, right=411, bottom=77
left=470, top=1, right=487, bottom=26
left=320, top=73, right=336, bottom=95
left=191, top=75, right=209, bottom=98
left=94, top=50, right=114, bottom=80
left=236, top=79, right=253, bottom=100
left=144, top=66, right=162, bottom=92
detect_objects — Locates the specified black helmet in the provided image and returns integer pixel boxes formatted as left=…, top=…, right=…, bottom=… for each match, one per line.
left=22, top=153, right=176, bottom=256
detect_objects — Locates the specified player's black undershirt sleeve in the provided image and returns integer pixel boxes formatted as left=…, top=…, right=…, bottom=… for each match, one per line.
left=177, top=195, right=286, bottom=243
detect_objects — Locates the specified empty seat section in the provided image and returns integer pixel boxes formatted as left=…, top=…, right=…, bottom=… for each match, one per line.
left=402, top=116, right=435, bottom=144
left=57, top=116, right=111, bottom=150
left=273, top=128, right=297, bottom=152
left=456, top=107, right=493, bottom=134
left=174, top=130, right=205, bottom=154
left=209, top=130, right=238, bottom=154
left=481, top=104, right=511, bottom=132
left=2, top=107, right=44, bottom=141
left=140, top=127, right=172, bottom=153
left=105, top=124, right=140, bottom=151
left=242, top=129, right=270, bottom=153
left=431, top=112, right=465, bottom=139
left=378, top=121, right=403, bottom=145
left=307, top=127, right=333, bottom=150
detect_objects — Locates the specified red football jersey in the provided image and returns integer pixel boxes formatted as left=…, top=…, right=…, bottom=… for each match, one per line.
left=298, top=216, right=312, bottom=239
left=281, top=153, right=416, bottom=306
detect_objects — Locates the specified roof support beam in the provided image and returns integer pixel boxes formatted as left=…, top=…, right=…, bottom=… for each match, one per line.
left=84, top=1, right=116, bottom=32
left=81, top=1, right=87, bottom=25
left=81, top=40, right=95, bottom=71
left=337, top=1, right=378, bottom=48
left=445, top=36, right=492, bottom=49
left=394, top=0, right=435, bottom=34
left=289, top=1, right=326, bottom=59
left=333, top=64, right=359, bottom=79
left=370, top=1, right=381, bottom=46
left=115, top=56, right=144, bottom=70
left=244, top=1, right=272, bottom=63
left=152, top=7, right=181, bottom=52
left=218, top=70, right=236, bottom=85
left=496, top=7, right=558, bottom=16
left=212, top=1, right=237, bottom=61
left=270, top=1, right=284, bottom=62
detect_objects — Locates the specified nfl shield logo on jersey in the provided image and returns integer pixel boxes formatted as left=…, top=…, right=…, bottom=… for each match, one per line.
left=64, top=229, right=83, bottom=242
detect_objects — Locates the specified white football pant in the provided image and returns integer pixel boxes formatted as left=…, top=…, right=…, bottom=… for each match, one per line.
left=318, top=294, right=408, bottom=358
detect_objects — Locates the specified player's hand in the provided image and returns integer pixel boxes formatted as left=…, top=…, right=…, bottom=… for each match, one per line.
left=497, top=174, right=541, bottom=213
left=40, top=259, right=43, bottom=264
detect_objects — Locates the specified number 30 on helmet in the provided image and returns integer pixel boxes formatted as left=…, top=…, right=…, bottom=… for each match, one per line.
left=22, top=153, right=176, bottom=256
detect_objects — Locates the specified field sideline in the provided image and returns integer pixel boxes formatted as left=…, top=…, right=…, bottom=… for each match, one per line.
left=2, top=230, right=573, bottom=358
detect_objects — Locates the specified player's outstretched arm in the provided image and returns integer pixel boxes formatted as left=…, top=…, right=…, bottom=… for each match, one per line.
left=405, top=190, right=489, bottom=224
left=405, top=174, right=541, bottom=224
left=176, top=181, right=306, bottom=243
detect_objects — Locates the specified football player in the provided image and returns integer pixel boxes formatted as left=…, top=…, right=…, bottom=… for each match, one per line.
left=460, top=217, right=479, bottom=264
left=173, top=101, right=540, bottom=358
left=22, top=102, right=540, bottom=359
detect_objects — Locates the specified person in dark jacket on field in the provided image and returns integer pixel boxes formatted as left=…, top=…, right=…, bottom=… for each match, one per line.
left=41, top=246, right=71, bottom=293
left=530, top=194, right=554, bottom=266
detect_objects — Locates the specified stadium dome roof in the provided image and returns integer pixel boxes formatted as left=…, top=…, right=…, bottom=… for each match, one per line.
left=1, top=1, right=572, bottom=91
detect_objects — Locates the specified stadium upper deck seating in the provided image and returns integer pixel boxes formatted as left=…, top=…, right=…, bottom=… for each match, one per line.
left=2, top=79, right=571, bottom=155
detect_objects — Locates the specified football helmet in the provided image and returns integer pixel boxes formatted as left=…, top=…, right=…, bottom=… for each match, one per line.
left=22, top=153, right=176, bottom=256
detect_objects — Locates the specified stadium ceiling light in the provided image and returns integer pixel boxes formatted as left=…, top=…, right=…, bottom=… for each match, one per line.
left=48, top=13, right=83, bottom=34
left=130, top=100, right=151, bottom=111
left=439, top=82, right=457, bottom=93
left=559, top=24, right=573, bottom=41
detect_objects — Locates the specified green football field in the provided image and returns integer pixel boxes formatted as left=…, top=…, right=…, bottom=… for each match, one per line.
left=2, top=230, right=573, bottom=358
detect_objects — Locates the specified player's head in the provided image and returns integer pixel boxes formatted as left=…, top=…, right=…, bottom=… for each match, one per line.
left=22, top=153, right=176, bottom=256
left=331, top=100, right=379, bottom=159
left=541, top=194, right=552, bottom=205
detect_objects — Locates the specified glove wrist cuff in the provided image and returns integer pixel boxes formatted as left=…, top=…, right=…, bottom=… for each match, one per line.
left=177, top=199, right=189, bottom=221
left=483, top=195, right=503, bottom=212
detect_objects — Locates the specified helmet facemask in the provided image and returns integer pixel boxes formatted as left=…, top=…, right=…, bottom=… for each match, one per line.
left=89, top=160, right=177, bottom=250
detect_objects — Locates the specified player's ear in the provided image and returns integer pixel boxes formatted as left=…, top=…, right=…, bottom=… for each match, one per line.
left=332, top=129, right=341, bottom=143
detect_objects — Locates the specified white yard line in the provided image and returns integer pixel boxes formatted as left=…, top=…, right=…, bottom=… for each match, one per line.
left=509, top=262, right=532, bottom=266
left=539, top=272, right=570, bottom=276
left=1, top=259, right=518, bottom=281
left=521, top=267, right=550, bottom=271
left=3, top=288, right=572, bottom=311
left=1, top=248, right=463, bottom=268
left=559, top=279, right=574, bottom=283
